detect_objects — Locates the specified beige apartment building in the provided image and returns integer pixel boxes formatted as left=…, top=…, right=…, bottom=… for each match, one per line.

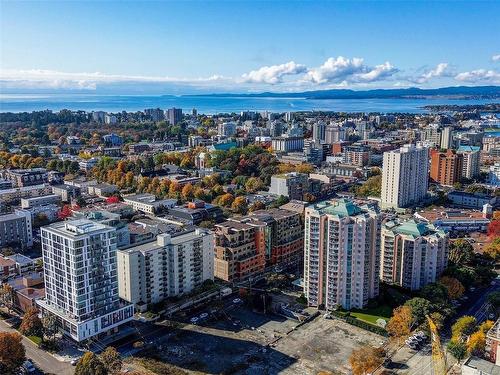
left=117, top=228, right=214, bottom=311
left=381, top=143, right=429, bottom=209
left=380, top=219, right=449, bottom=291
left=303, top=199, right=381, bottom=310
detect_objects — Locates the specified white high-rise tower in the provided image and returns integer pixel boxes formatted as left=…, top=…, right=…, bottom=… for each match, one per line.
left=37, top=219, right=133, bottom=342
left=381, top=143, right=429, bottom=209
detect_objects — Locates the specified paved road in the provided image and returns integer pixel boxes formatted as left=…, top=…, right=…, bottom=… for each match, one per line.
left=463, top=277, right=500, bottom=322
left=0, top=320, right=74, bottom=375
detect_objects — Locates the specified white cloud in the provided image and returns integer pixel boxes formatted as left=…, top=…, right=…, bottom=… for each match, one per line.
left=356, top=62, right=398, bottom=82
left=304, top=56, right=397, bottom=84
left=0, top=68, right=232, bottom=90
left=455, top=69, right=500, bottom=84
left=492, top=54, right=500, bottom=62
left=411, top=63, right=451, bottom=83
left=241, top=61, right=307, bottom=84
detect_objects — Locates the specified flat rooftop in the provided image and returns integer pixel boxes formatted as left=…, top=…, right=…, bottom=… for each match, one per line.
left=416, top=208, right=489, bottom=222
left=44, top=219, right=112, bottom=237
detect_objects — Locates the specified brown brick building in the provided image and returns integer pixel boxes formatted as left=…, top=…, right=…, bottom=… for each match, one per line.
left=214, top=221, right=266, bottom=282
left=430, top=149, right=463, bottom=186
left=213, top=208, right=304, bottom=282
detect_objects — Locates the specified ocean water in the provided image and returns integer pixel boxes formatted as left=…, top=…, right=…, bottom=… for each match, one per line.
left=0, top=94, right=498, bottom=114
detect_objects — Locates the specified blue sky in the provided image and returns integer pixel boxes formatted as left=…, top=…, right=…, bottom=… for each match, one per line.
left=1, top=0, right=499, bottom=94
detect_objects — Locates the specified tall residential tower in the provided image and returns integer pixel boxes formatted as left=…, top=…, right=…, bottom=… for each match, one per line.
left=37, top=220, right=133, bottom=342
left=303, top=199, right=381, bottom=310
left=381, top=143, right=429, bottom=209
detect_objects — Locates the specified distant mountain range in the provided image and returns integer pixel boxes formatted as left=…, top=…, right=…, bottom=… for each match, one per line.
left=184, top=86, right=500, bottom=99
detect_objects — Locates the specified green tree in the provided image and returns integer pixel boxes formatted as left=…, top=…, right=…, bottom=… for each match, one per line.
left=448, top=239, right=474, bottom=267
left=420, top=283, right=449, bottom=306
left=245, top=177, right=264, bottom=193
left=354, top=175, right=382, bottom=197
left=447, top=341, right=467, bottom=361
left=488, top=291, right=500, bottom=313
left=404, top=297, right=432, bottom=325
left=75, top=352, right=107, bottom=375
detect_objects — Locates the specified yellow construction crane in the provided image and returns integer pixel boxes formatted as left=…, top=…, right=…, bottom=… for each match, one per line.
left=427, top=315, right=447, bottom=375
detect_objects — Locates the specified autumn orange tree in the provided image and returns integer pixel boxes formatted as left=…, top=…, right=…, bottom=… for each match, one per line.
left=0, top=332, right=25, bottom=374
left=349, top=345, right=386, bottom=375
left=467, top=330, right=486, bottom=356
left=217, top=193, right=234, bottom=207
left=231, top=196, right=248, bottom=214
left=249, top=201, right=266, bottom=212
left=181, top=183, right=194, bottom=201
left=19, top=307, right=44, bottom=337
left=439, top=276, right=465, bottom=300
left=487, top=219, right=500, bottom=239
left=386, top=305, right=413, bottom=340
left=484, top=238, right=500, bottom=261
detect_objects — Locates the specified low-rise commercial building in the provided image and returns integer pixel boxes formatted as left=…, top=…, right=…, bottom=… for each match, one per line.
left=123, top=193, right=177, bottom=214
left=415, top=208, right=490, bottom=235
left=168, top=201, right=224, bottom=225
left=87, top=183, right=119, bottom=197
left=448, top=191, right=498, bottom=209
left=21, top=194, right=61, bottom=209
left=269, top=173, right=309, bottom=200
left=52, top=184, right=81, bottom=202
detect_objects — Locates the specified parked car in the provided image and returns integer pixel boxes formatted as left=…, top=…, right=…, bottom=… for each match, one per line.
left=22, top=360, right=36, bottom=373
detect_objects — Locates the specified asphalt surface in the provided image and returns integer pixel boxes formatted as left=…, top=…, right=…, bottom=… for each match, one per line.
left=0, top=320, right=74, bottom=375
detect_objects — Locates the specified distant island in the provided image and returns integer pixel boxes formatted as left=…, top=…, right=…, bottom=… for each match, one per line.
left=184, top=85, right=500, bottom=100
left=423, top=103, right=500, bottom=112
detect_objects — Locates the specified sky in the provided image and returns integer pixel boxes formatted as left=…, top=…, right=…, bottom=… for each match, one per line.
left=0, top=0, right=499, bottom=94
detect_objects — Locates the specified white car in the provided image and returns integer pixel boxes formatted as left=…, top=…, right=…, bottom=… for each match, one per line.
left=233, top=298, right=242, bottom=304
left=199, top=312, right=208, bottom=319
left=190, top=317, right=199, bottom=324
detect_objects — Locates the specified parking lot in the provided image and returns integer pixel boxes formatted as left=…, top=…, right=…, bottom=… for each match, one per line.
left=274, top=315, right=386, bottom=375
left=129, top=301, right=387, bottom=375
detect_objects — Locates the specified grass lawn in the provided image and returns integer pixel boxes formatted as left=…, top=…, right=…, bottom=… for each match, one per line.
left=27, top=335, right=43, bottom=345
left=350, top=305, right=393, bottom=325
